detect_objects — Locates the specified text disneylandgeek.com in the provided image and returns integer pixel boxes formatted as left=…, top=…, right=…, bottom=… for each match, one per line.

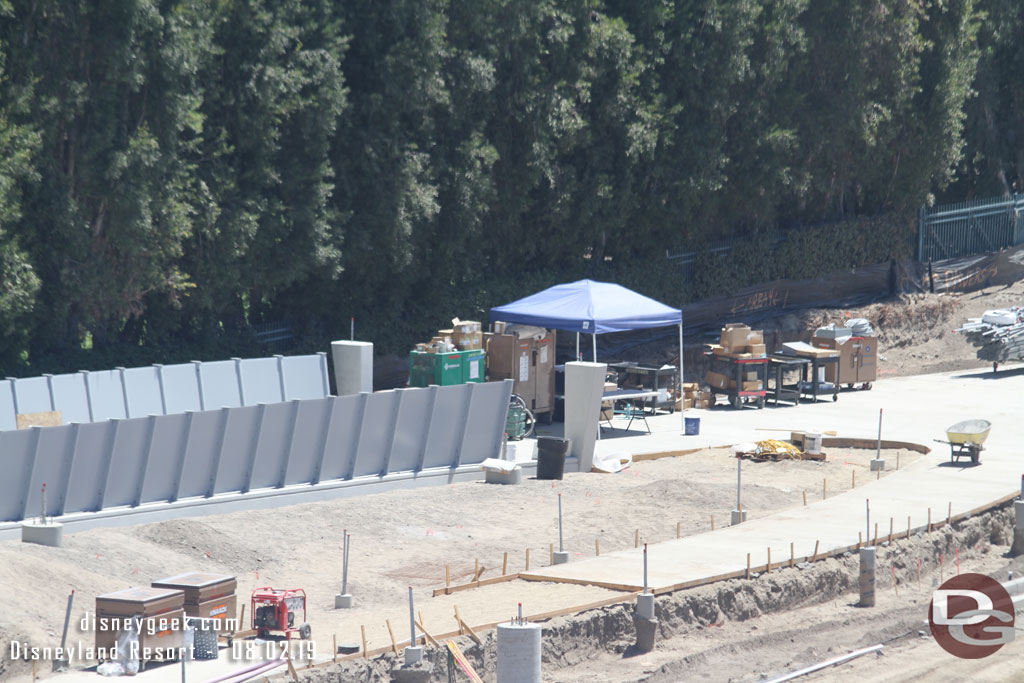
left=7, top=612, right=316, bottom=663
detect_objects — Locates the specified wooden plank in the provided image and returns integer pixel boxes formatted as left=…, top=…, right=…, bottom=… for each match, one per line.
left=454, top=606, right=482, bottom=645
left=446, top=641, right=484, bottom=683
left=17, top=411, right=62, bottom=429
left=415, top=619, right=440, bottom=648
left=431, top=572, right=520, bottom=597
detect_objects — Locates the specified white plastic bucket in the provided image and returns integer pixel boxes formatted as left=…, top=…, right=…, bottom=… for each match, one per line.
left=805, top=432, right=823, bottom=454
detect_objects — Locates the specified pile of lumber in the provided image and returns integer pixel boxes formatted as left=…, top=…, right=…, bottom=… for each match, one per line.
left=956, top=307, right=1024, bottom=363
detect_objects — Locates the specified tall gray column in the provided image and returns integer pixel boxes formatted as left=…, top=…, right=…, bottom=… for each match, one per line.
left=331, top=341, right=373, bottom=396
left=564, top=361, right=606, bottom=473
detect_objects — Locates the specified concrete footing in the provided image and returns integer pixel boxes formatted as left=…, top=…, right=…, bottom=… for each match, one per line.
left=390, top=661, right=432, bottom=683
left=21, top=521, right=64, bottom=548
left=870, top=458, right=885, bottom=472
left=335, top=593, right=353, bottom=609
left=1013, top=501, right=1024, bottom=555
left=859, top=547, right=876, bottom=607
left=731, top=509, right=747, bottom=526
left=553, top=551, right=569, bottom=565
left=337, top=643, right=361, bottom=655
left=633, top=593, right=658, bottom=652
left=497, top=622, right=542, bottom=683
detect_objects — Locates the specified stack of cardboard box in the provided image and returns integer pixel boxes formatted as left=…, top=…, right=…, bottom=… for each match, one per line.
left=417, top=318, right=483, bottom=353
left=708, top=323, right=767, bottom=358
left=675, top=383, right=713, bottom=410
left=704, top=323, right=767, bottom=392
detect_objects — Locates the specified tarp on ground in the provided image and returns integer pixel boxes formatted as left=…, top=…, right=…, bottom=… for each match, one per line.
left=489, top=279, right=682, bottom=334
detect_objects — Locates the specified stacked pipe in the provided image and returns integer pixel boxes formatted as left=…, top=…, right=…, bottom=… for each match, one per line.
left=956, top=307, right=1024, bottom=363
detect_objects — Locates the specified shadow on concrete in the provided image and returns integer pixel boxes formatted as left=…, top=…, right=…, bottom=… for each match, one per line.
left=954, top=366, right=1024, bottom=380
left=936, top=460, right=982, bottom=470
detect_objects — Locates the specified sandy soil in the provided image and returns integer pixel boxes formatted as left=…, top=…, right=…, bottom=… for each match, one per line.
left=0, top=445, right=917, bottom=681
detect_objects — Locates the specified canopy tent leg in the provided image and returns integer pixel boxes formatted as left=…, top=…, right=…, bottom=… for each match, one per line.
left=576, top=333, right=580, bottom=361
left=679, top=322, right=685, bottom=433
left=592, top=334, right=597, bottom=362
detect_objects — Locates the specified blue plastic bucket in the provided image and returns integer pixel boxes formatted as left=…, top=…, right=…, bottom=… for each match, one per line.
left=684, top=417, right=700, bottom=435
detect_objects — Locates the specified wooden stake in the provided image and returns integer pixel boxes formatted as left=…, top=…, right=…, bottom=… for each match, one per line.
left=897, top=452, right=900, bottom=470
left=454, top=606, right=482, bottom=645
left=474, top=558, right=479, bottom=579
left=386, top=619, right=398, bottom=654
left=874, top=522, right=879, bottom=546
left=678, top=521, right=682, bottom=537
left=549, top=543, right=554, bottom=565
left=852, top=470, right=856, bottom=489
left=928, top=507, right=932, bottom=532
left=502, top=552, right=508, bottom=576
left=361, top=625, right=368, bottom=659
left=286, top=652, right=299, bottom=681
left=333, top=634, right=338, bottom=662
left=238, top=603, right=247, bottom=633
left=947, top=502, right=952, bottom=527
left=803, top=491, right=807, bottom=506
left=790, top=542, right=794, bottom=567
left=454, top=606, right=465, bottom=635
left=635, top=529, right=639, bottom=548
left=876, top=468, right=880, bottom=480
left=445, top=565, right=451, bottom=594
left=767, top=547, right=771, bottom=573
left=746, top=553, right=751, bottom=579
left=812, top=540, right=820, bottom=562
left=526, top=548, right=530, bottom=571
left=889, top=518, right=893, bottom=544
left=710, top=516, right=714, bottom=531
left=907, top=515, right=911, bottom=538
left=595, top=538, right=600, bottom=556
left=858, top=531, right=863, bottom=548
left=823, top=478, right=827, bottom=500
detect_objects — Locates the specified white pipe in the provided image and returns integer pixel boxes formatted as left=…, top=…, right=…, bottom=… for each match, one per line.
left=231, top=658, right=286, bottom=683
left=575, top=332, right=580, bottom=360
left=201, top=656, right=283, bottom=683
left=678, top=322, right=684, bottom=433
left=592, top=334, right=597, bottom=362
left=763, top=644, right=883, bottom=683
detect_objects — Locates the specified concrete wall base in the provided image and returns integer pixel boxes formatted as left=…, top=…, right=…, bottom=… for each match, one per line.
left=636, top=593, right=655, bottom=620
left=334, top=593, right=353, bottom=609
left=485, top=468, right=523, bottom=485
left=21, top=522, right=64, bottom=547
left=731, top=509, right=747, bottom=526
left=633, top=615, right=658, bottom=653
left=870, top=458, right=885, bottom=472
left=553, top=551, right=569, bottom=565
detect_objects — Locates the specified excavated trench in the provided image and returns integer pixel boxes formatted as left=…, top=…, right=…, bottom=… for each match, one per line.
left=296, top=502, right=1015, bottom=682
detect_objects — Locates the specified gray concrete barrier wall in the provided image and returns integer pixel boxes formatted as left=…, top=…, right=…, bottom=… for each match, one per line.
left=0, top=353, right=330, bottom=431
left=0, top=379, right=513, bottom=523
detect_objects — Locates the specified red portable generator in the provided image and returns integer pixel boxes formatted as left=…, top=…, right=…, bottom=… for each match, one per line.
left=251, top=587, right=311, bottom=640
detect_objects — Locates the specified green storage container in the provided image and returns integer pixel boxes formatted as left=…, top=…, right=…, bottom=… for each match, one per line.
left=463, top=350, right=485, bottom=384
left=409, top=350, right=468, bottom=387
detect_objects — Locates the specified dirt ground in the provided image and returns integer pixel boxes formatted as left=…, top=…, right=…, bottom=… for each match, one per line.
left=3, top=280, right=1024, bottom=682
left=0, top=445, right=917, bottom=681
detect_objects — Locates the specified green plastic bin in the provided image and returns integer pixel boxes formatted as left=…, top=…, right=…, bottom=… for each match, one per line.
left=463, top=350, right=485, bottom=384
left=409, top=350, right=470, bottom=387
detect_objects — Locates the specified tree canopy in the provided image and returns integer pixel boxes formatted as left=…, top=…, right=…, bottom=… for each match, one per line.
left=0, top=0, right=1011, bottom=371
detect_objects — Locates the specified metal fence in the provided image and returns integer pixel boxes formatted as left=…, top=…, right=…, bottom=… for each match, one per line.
left=0, top=354, right=330, bottom=432
left=918, top=194, right=1024, bottom=262
left=0, top=379, right=513, bottom=523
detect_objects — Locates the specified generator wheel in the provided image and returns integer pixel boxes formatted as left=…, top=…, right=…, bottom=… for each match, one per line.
left=299, top=622, right=312, bottom=640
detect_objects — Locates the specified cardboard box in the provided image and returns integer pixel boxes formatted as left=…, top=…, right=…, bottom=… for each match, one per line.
left=747, top=330, right=764, bottom=346
left=453, top=330, right=483, bottom=350
left=705, top=370, right=735, bottom=390
left=749, top=343, right=766, bottom=356
left=682, top=397, right=695, bottom=409
left=741, top=380, right=763, bottom=391
left=744, top=371, right=758, bottom=381
left=452, top=319, right=482, bottom=334
left=719, top=325, right=751, bottom=349
left=682, top=382, right=699, bottom=393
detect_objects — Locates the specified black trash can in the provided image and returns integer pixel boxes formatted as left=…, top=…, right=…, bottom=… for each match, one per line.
left=536, top=437, right=570, bottom=480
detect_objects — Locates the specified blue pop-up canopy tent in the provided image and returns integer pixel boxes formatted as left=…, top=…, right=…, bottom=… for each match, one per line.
left=490, top=279, right=685, bottom=420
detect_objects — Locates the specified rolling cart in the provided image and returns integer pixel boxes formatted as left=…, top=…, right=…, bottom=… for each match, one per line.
left=703, top=352, right=768, bottom=409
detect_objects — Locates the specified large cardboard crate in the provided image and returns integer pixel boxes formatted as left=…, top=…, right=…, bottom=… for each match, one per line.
left=811, top=336, right=877, bottom=384
left=151, top=573, right=237, bottom=635
left=95, top=587, right=185, bottom=660
left=485, top=331, right=555, bottom=415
